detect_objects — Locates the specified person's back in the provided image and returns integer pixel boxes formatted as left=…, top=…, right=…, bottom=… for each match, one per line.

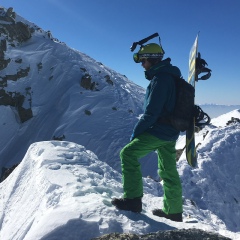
left=138, top=57, right=181, bottom=141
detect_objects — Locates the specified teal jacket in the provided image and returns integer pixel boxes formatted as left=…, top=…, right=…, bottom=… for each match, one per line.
left=132, top=58, right=181, bottom=141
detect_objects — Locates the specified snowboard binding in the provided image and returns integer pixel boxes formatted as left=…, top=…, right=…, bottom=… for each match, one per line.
left=194, top=105, right=211, bottom=129
left=196, top=52, right=212, bottom=81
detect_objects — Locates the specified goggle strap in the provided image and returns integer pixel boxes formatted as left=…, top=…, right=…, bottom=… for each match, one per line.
left=139, top=53, right=163, bottom=58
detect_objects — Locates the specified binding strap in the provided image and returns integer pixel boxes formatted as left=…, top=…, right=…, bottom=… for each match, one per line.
left=194, top=105, right=211, bottom=127
left=196, top=52, right=211, bottom=81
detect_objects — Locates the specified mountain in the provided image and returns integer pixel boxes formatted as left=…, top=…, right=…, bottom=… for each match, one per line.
left=199, top=104, right=240, bottom=118
left=1, top=6, right=240, bottom=240
left=1, top=110, right=240, bottom=240
left=0, top=6, right=152, bottom=178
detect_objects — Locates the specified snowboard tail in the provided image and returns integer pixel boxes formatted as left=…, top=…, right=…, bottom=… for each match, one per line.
left=186, top=120, right=197, bottom=167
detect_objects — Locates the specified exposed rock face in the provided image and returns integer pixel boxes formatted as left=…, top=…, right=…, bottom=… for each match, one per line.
left=91, top=228, right=231, bottom=240
left=0, top=7, right=33, bottom=123
left=226, top=117, right=240, bottom=126
left=0, top=21, right=31, bottom=43
left=104, top=75, right=114, bottom=85
left=0, top=164, right=18, bottom=182
left=80, top=74, right=94, bottom=90
left=0, top=39, right=9, bottom=70
left=80, top=70, right=114, bottom=91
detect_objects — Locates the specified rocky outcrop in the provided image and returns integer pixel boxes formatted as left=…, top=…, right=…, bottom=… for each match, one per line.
left=0, top=7, right=33, bottom=123
left=104, top=75, right=114, bottom=85
left=18, top=106, right=33, bottom=123
left=80, top=74, right=95, bottom=90
left=226, top=117, right=240, bottom=126
left=0, top=7, right=31, bottom=42
left=0, top=67, right=30, bottom=85
left=0, top=21, right=31, bottom=43
left=0, top=7, right=15, bottom=23
left=0, top=164, right=18, bottom=182
left=92, top=228, right=231, bottom=240
left=0, top=88, right=33, bottom=122
left=0, top=39, right=9, bottom=70
left=0, top=7, right=32, bottom=66
left=80, top=69, right=114, bottom=91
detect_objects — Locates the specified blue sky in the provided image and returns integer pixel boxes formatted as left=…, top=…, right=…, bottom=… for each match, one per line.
left=1, top=0, right=240, bottom=104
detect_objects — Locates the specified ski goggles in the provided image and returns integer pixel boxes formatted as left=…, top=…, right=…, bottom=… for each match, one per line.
left=133, top=53, right=141, bottom=63
left=133, top=53, right=148, bottom=63
left=133, top=53, right=163, bottom=63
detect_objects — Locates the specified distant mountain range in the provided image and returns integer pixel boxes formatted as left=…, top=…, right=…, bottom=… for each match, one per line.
left=199, top=104, right=240, bottom=118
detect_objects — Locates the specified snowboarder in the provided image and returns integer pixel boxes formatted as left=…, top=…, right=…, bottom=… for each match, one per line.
left=111, top=42, right=183, bottom=222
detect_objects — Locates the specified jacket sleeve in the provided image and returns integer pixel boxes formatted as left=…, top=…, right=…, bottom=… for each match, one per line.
left=132, top=74, right=174, bottom=138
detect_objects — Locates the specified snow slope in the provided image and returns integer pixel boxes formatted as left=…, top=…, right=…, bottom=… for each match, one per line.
left=0, top=7, right=149, bottom=178
left=1, top=32, right=144, bottom=169
left=1, top=111, right=240, bottom=240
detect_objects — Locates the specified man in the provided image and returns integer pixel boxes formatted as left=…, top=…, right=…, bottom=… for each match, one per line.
left=111, top=43, right=183, bottom=222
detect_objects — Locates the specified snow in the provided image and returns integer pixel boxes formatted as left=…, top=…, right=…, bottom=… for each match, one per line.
left=0, top=20, right=145, bottom=177
left=1, top=7, right=240, bottom=240
left=1, top=111, right=240, bottom=239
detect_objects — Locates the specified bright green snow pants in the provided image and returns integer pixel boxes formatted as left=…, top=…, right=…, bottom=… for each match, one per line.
left=120, top=132, right=183, bottom=214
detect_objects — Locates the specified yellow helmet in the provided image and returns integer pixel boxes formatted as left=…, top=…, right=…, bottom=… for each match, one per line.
left=133, top=43, right=164, bottom=63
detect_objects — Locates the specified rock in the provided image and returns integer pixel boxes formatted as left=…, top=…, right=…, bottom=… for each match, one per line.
left=104, top=75, right=114, bottom=85
left=91, top=228, right=231, bottom=240
left=2, top=21, right=31, bottom=43
left=0, top=164, right=19, bottom=182
left=18, top=106, right=33, bottom=123
left=80, top=74, right=92, bottom=90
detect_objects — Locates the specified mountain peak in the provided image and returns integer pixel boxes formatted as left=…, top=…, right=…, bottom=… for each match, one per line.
left=0, top=6, right=145, bottom=175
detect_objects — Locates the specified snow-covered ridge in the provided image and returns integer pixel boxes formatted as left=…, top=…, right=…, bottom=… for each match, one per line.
left=0, top=7, right=145, bottom=176
left=1, top=124, right=240, bottom=239
left=0, top=141, right=123, bottom=240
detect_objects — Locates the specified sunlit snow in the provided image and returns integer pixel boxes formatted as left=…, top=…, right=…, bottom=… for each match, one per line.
left=1, top=111, right=240, bottom=240
left=0, top=7, right=240, bottom=240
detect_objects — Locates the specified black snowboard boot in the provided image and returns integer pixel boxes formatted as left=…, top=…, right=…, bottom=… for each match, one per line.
left=111, top=197, right=142, bottom=213
left=152, top=209, right=183, bottom=222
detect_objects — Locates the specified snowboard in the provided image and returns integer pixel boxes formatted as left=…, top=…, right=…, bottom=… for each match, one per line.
left=186, top=35, right=199, bottom=167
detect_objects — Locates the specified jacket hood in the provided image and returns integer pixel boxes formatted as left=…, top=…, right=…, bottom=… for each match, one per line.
left=144, top=58, right=181, bottom=80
